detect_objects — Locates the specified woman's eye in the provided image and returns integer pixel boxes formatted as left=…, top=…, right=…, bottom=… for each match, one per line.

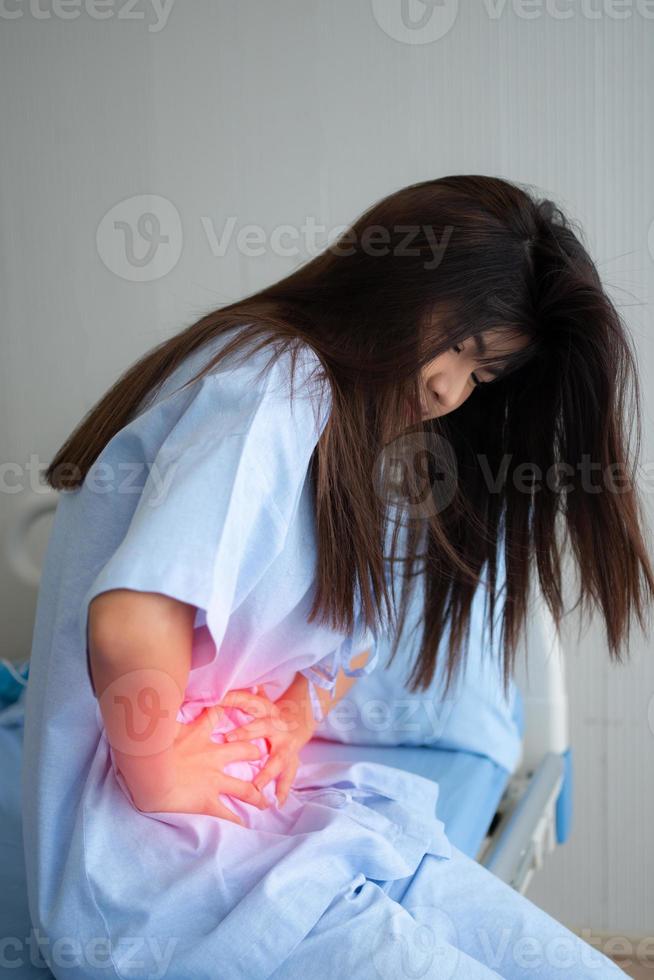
left=453, top=343, right=484, bottom=386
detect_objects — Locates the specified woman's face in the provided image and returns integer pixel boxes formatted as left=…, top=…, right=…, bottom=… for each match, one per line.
left=418, top=327, right=529, bottom=420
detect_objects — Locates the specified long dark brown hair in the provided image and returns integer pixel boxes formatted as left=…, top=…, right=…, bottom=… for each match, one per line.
left=46, top=174, right=654, bottom=696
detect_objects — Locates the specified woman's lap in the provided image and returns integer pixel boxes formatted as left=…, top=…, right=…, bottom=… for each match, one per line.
left=270, top=867, right=503, bottom=979
left=271, top=845, right=626, bottom=980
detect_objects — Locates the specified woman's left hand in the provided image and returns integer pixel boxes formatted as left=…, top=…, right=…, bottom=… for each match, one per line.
left=217, top=683, right=316, bottom=806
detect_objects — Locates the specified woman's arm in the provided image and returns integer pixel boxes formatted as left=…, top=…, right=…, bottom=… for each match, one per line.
left=88, top=589, right=194, bottom=805
left=88, top=589, right=267, bottom=819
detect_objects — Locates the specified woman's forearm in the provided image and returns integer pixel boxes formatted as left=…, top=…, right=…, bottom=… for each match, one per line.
left=87, top=588, right=196, bottom=806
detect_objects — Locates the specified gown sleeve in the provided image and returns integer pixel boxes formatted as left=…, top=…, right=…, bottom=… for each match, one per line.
left=298, top=622, right=380, bottom=723
left=78, top=339, right=332, bottom=666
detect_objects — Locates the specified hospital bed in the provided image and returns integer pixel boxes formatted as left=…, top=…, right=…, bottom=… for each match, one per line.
left=300, top=606, right=573, bottom=892
left=0, top=488, right=573, bottom=977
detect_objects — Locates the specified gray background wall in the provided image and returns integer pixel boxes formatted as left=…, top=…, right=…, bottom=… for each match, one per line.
left=1, top=0, right=652, bottom=942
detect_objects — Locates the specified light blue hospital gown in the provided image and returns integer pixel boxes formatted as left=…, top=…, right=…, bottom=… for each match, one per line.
left=22, top=325, right=624, bottom=979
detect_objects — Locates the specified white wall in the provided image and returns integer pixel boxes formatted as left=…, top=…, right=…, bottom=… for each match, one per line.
left=1, top=0, right=652, bottom=939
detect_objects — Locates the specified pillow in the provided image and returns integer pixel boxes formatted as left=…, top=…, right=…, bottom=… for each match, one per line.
left=312, top=550, right=522, bottom=774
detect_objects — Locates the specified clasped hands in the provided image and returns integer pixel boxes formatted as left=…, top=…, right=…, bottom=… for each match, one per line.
left=219, top=681, right=317, bottom=806
left=132, top=676, right=317, bottom=824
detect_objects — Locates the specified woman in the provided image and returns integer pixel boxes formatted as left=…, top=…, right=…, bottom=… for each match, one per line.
left=23, top=175, right=650, bottom=978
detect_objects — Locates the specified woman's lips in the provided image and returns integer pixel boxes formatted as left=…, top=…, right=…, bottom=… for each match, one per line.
left=405, top=397, right=438, bottom=422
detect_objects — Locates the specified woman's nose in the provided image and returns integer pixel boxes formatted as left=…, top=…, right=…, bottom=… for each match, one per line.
left=430, top=370, right=466, bottom=411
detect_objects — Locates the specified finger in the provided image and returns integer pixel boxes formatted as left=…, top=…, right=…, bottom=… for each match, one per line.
left=225, top=713, right=294, bottom=741
left=215, top=740, right=264, bottom=764
left=220, top=688, right=270, bottom=706
left=219, top=690, right=271, bottom=717
left=252, top=753, right=286, bottom=792
left=217, top=773, right=269, bottom=809
left=224, top=720, right=270, bottom=742
left=197, top=703, right=229, bottom=729
left=276, top=758, right=299, bottom=806
left=204, top=798, right=244, bottom=826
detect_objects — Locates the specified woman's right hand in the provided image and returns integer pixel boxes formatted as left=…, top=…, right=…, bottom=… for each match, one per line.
left=126, top=705, right=270, bottom=825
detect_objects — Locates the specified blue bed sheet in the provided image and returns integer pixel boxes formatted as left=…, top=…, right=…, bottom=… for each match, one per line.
left=0, top=706, right=49, bottom=979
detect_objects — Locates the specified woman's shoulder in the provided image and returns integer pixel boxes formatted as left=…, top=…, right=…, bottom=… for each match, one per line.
left=104, top=324, right=331, bottom=491
left=77, top=324, right=330, bottom=539
left=136, top=322, right=330, bottom=430
left=205, top=324, right=329, bottom=408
